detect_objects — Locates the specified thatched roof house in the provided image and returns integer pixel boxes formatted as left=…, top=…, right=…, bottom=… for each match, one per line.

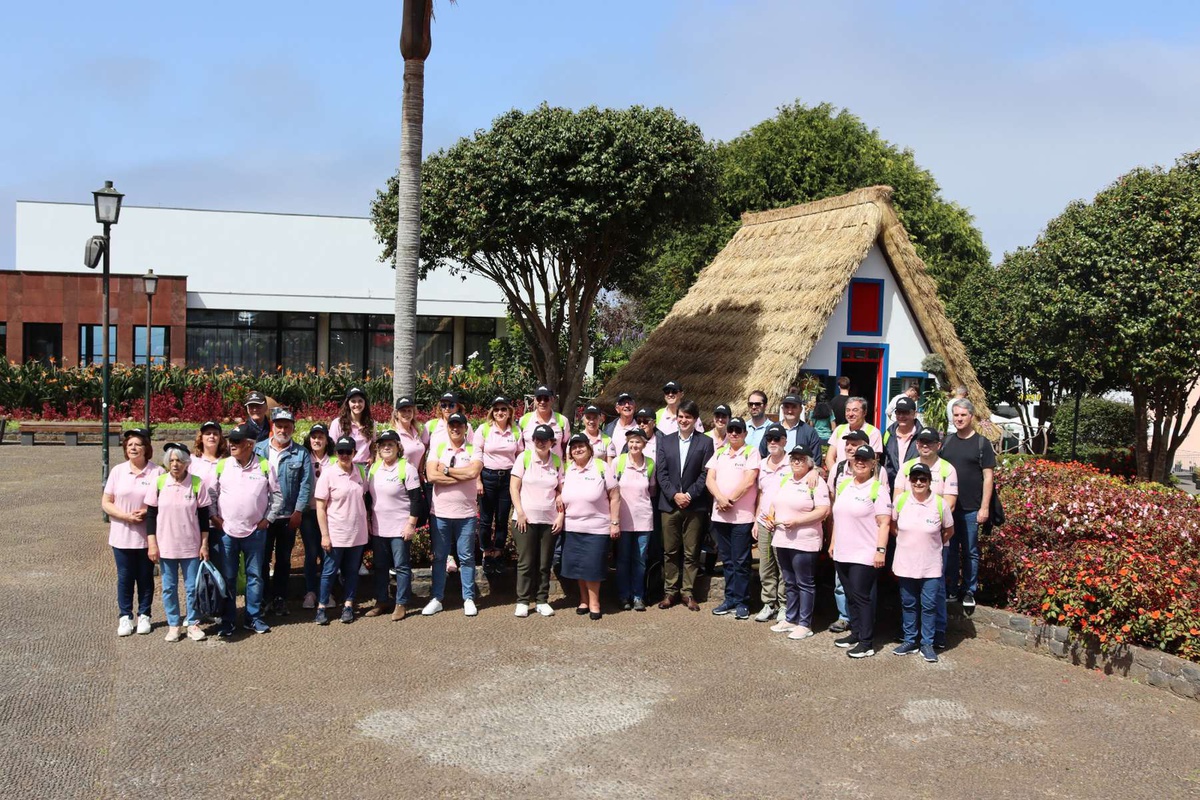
left=600, top=186, right=991, bottom=428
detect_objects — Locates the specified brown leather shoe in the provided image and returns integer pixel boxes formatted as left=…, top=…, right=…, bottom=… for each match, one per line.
left=683, top=596, right=700, bottom=612
left=391, top=605, right=406, bottom=621
left=658, top=593, right=679, bottom=610
left=365, top=605, right=390, bottom=618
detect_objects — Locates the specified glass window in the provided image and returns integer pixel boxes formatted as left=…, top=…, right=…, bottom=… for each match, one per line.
left=133, top=326, right=170, bottom=365
left=464, top=317, right=497, bottom=368
left=415, top=316, right=453, bottom=372
left=79, top=324, right=117, bottom=366
left=186, top=309, right=283, bottom=372
left=281, top=313, right=317, bottom=371
left=328, top=314, right=364, bottom=372
left=367, top=315, right=394, bottom=376
left=0, top=323, right=7, bottom=360
left=25, top=323, right=63, bottom=366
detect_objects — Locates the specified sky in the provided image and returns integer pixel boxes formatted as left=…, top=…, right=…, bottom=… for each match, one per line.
left=3, top=0, right=1199, bottom=270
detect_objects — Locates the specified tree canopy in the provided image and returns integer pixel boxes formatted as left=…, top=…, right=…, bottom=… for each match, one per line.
left=372, top=103, right=717, bottom=413
left=627, top=101, right=991, bottom=327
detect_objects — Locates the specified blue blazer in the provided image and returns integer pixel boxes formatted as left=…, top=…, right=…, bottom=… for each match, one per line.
left=655, top=431, right=715, bottom=514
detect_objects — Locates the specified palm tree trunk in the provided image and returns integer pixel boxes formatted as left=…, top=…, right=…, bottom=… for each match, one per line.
left=392, top=57, right=424, bottom=401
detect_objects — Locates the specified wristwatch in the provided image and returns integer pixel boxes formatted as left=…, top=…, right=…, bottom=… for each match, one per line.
left=875, top=547, right=886, bottom=554
left=443, top=465, right=450, bottom=476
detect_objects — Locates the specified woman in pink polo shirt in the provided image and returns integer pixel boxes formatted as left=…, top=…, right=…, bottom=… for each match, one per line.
left=390, top=395, right=429, bottom=472
left=425, top=392, right=472, bottom=576
left=328, top=386, right=376, bottom=466
left=613, top=427, right=655, bottom=612
left=102, top=428, right=163, bottom=637
left=558, top=434, right=620, bottom=620
left=314, top=436, right=371, bottom=626
left=704, top=418, right=760, bottom=619
left=829, top=445, right=893, bottom=659
left=423, top=413, right=483, bottom=617
left=299, top=423, right=334, bottom=610
left=753, top=425, right=789, bottom=622
left=509, top=423, right=563, bottom=618
left=890, top=462, right=954, bottom=663
left=580, top=404, right=611, bottom=465
left=473, top=396, right=523, bottom=577
left=763, top=445, right=831, bottom=640
left=189, top=420, right=227, bottom=579
left=366, top=429, right=424, bottom=622
left=144, top=443, right=212, bottom=643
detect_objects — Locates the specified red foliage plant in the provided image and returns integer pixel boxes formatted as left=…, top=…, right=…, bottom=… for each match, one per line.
left=982, top=460, right=1200, bottom=660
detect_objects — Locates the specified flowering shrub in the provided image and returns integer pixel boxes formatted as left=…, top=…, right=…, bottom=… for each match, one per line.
left=982, top=460, right=1200, bottom=660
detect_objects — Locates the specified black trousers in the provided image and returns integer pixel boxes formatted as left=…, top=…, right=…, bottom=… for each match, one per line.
left=834, top=561, right=879, bottom=647
left=264, top=518, right=297, bottom=601
left=478, top=468, right=512, bottom=555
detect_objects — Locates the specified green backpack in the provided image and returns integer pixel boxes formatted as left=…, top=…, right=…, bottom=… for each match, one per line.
left=156, top=473, right=203, bottom=497
left=614, top=453, right=654, bottom=481
left=215, top=457, right=269, bottom=478
left=894, top=491, right=943, bottom=517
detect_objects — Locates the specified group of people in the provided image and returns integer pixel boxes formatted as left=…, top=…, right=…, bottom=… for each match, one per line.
left=103, top=378, right=995, bottom=662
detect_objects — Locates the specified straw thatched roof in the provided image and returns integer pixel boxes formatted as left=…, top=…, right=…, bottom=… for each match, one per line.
left=599, top=186, right=992, bottom=422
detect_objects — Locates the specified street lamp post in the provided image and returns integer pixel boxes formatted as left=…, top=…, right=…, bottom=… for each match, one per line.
left=90, top=181, right=124, bottom=489
left=142, top=270, right=158, bottom=432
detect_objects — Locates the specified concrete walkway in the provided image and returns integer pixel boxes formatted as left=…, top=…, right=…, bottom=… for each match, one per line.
left=2, top=446, right=1199, bottom=799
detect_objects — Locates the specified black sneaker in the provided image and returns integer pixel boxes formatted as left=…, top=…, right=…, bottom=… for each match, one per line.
left=834, top=634, right=859, bottom=649
left=315, top=607, right=329, bottom=626
left=933, top=637, right=947, bottom=651
left=622, top=599, right=633, bottom=611
left=893, top=642, right=920, bottom=656
left=827, top=618, right=850, bottom=634
left=962, top=592, right=976, bottom=611
left=217, top=626, right=235, bottom=638
left=340, top=606, right=355, bottom=624
left=711, top=602, right=736, bottom=616
left=633, top=598, right=646, bottom=612
left=273, top=597, right=290, bottom=617
left=921, top=645, right=939, bottom=663
left=734, top=605, right=750, bottom=620
left=847, top=642, right=876, bottom=659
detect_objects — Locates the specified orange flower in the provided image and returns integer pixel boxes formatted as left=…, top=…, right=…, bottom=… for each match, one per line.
left=1121, top=624, right=1131, bottom=633
left=1150, top=610, right=1161, bottom=620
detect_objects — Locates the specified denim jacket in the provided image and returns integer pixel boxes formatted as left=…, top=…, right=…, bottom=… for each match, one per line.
left=254, top=440, right=314, bottom=520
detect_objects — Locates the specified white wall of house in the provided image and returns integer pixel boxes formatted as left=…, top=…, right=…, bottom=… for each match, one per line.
left=800, top=243, right=933, bottom=399
left=14, top=201, right=508, bottom=319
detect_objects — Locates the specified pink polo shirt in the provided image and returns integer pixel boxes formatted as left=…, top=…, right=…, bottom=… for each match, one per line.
left=328, top=418, right=374, bottom=465
left=144, top=471, right=211, bottom=559
left=189, top=456, right=220, bottom=506
left=520, top=411, right=568, bottom=457
left=561, top=460, right=617, bottom=535
left=104, top=460, right=164, bottom=549
left=755, top=455, right=789, bottom=523
left=893, top=458, right=960, bottom=500
left=427, top=419, right=474, bottom=453
left=607, top=434, right=656, bottom=463
left=214, top=455, right=277, bottom=538
left=615, top=454, right=656, bottom=532
left=831, top=476, right=893, bottom=566
left=705, top=445, right=761, bottom=525
left=772, top=478, right=831, bottom=552
left=512, top=451, right=562, bottom=526
left=584, top=431, right=610, bottom=465
left=831, top=424, right=885, bottom=462
left=314, top=462, right=369, bottom=547
left=472, top=423, right=523, bottom=470
left=892, top=492, right=954, bottom=579
left=394, top=424, right=429, bottom=471
left=609, top=420, right=639, bottom=455
left=429, top=442, right=479, bottom=520
left=369, top=458, right=422, bottom=538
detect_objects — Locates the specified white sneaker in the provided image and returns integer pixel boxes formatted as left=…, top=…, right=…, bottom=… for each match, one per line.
left=770, top=620, right=796, bottom=633
left=164, top=626, right=182, bottom=643
left=514, top=603, right=530, bottom=618
left=464, top=599, right=478, bottom=617
left=302, top=591, right=317, bottom=609
left=117, top=616, right=135, bottom=637
left=787, top=626, right=815, bottom=640
left=754, top=605, right=776, bottom=623
left=536, top=603, right=555, bottom=617
left=421, top=598, right=443, bottom=616
left=776, top=607, right=787, bottom=622
left=187, top=625, right=207, bottom=641
left=136, top=614, right=152, bottom=635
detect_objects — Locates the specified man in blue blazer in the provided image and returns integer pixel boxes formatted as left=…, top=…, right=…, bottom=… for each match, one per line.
left=655, top=400, right=715, bottom=611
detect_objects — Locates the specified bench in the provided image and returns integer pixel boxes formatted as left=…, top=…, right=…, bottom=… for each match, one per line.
left=19, top=421, right=121, bottom=447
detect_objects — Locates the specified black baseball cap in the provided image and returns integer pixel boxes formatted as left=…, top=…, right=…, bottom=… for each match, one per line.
left=781, top=394, right=802, bottom=406
left=788, top=445, right=813, bottom=459
left=726, top=417, right=747, bottom=433
left=583, top=404, right=602, bottom=416
left=662, top=381, right=682, bottom=393
left=895, top=396, right=917, bottom=413
left=624, top=426, right=648, bottom=441
left=852, top=445, right=877, bottom=461
left=376, top=429, right=401, bottom=445
left=534, top=385, right=553, bottom=398
left=345, top=387, right=366, bottom=402
left=447, top=412, right=468, bottom=426
left=227, top=424, right=255, bottom=443
left=394, top=396, right=415, bottom=409
left=909, top=462, right=933, bottom=481
left=764, top=424, right=786, bottom=441
left=334, top=436, right=356, bottom=453
left=567, top=433, right=590, bottom=449
left=245, top=391, right=267, bottom=406
left=200, top=420, right=221, bottom=433
left=635, top=407, right=655, bottom=421
left=842, top=429, right=870, bottom=443
left=531, top=424, right=555, bottom=441
left=616, top=392, right=633, bottom=404
left=309, top=423, right=329, bottom=436
left=713, top=404, right=731, bottom=417
left=916, top=428, right=941, bottom=444
left=439, top=392, right=458, bottom=405
left=162, top=441, right=189, bottom=456
left=491, top=395, right=511, bottom=407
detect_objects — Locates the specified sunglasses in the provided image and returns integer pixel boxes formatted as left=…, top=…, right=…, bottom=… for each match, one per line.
left=535, top=396, right=551, bottom=402
left=439, top=402, right=455, bottom=408
left=911, top=476, right=931, bottom=483
left=664, top=391, right=678, bottom=396
left=748, top=401, right=764, bottom=407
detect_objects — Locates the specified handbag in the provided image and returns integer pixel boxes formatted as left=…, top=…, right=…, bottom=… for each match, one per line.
left=195, top=559, right=229, bottom=618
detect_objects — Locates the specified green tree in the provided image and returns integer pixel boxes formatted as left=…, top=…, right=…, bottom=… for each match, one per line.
left=372, top=103, right=718, bottom=414
left=629, top=101, right=990, bottom=327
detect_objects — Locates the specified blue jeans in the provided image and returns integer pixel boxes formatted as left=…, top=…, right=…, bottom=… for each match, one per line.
left=946, top=509, right=980, bottom=597
left=615, top=530, right=651, bottom=602
left=898, top=576, right=939, bottom=647
left=777, top=548, right=818, bottom=628
left=112, top=546, right=154, bottom=619
left=372, top=535, right=412, bottom=607
left=711, top=521, right=753, bottom=607
left=160, top=557, right=201, bottom=626
left=431, top=516, right=477, bottom=601
left=320, top=545, right=364, bottom=606
left=833, top=571, right=849, bottom=621
left=935, top=546, right=951, bottom=639
left=217, top=529, right=267, bottom=626
left=299, top=509, right=324, bottom=595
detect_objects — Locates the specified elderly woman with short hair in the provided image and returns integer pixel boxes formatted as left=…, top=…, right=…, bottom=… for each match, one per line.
left=102, top=428, right=163, bottom=637
left=763, top=445, right=830, bottom=640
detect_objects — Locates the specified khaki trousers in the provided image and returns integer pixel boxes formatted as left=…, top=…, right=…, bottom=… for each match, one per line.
left=661, top=509, right=706, bottom=598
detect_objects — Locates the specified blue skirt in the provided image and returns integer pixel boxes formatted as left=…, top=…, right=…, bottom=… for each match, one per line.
left=560, top=531, right=609, bottom=582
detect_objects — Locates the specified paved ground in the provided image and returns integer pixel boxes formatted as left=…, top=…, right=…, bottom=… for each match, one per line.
left=3, top=445, right=1200, bottom=800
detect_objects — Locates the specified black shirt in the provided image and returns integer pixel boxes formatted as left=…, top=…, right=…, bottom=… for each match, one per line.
left=830, top=394, right=849, bottom=426
left=939, top=432, right=997, bottom=512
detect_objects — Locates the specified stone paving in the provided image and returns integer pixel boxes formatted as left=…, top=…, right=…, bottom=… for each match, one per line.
left=3, top=445, right=1200, bottom=799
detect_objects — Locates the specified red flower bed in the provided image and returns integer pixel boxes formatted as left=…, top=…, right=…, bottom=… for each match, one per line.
left=982, top=460, right=1200, bottom=660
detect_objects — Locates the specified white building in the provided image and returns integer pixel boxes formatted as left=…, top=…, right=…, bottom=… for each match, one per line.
left=12, top=200, right=508, bottom=374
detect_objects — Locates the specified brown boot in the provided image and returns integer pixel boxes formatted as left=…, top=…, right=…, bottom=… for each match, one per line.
left=391, top=605, right=406, bottom=621
left=365, top=604, right=391, bottom=618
